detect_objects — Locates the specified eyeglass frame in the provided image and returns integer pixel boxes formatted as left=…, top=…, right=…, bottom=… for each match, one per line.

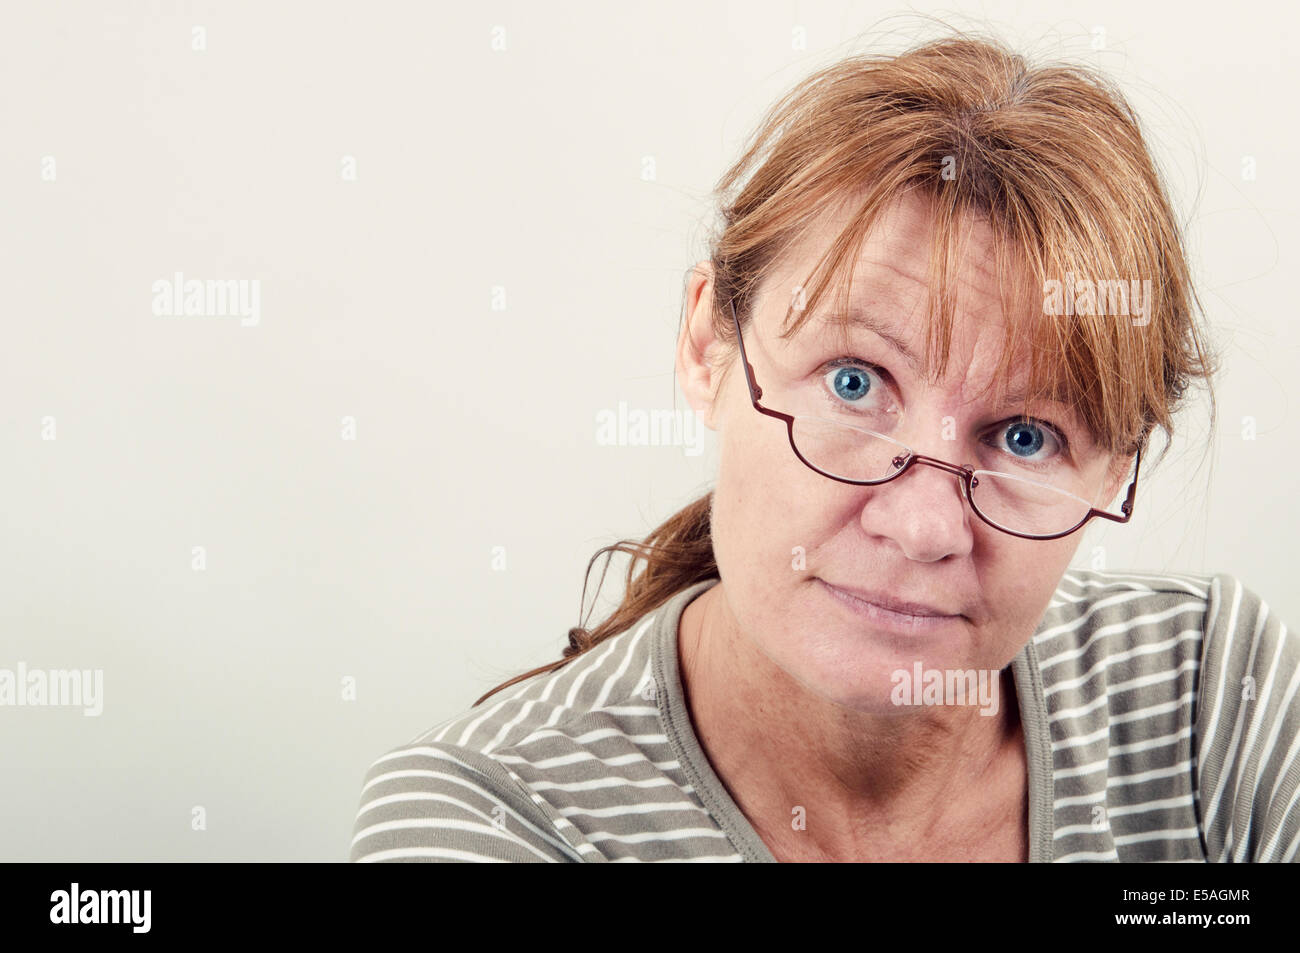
left=726, top=296, right=1142, bottom=541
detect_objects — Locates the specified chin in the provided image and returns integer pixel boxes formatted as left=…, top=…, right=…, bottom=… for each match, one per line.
left=766, top=636, right=929, bottom=712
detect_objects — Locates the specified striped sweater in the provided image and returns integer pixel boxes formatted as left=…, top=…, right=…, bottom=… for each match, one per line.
left=348, top=570, right=1300, bottom=862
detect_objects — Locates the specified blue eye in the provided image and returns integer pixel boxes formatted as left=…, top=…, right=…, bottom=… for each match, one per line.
left=818, top=359, right=894, bottom=419
left=1005, top=421, right=1043, bottom=456
left=996, top=419, right=1062, bottom=463
left=830, top=365, right=872, bottom=402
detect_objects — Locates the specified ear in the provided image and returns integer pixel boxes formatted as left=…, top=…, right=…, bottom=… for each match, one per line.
left=676, top=262, right=727, bottom=431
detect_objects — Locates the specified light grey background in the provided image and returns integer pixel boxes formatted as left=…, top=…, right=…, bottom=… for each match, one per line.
left=1, top=1, right=1295, bottom=860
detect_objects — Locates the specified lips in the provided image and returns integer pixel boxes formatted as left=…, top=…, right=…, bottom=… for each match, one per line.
left=817, top=579, right=961, bottom=619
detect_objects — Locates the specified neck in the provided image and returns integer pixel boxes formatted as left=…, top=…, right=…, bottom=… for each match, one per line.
left=677, top=581, right=1025, bottom=856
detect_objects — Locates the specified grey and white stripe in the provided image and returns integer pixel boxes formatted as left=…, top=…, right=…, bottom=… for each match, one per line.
left=349, top=570, right=1299, bottom=862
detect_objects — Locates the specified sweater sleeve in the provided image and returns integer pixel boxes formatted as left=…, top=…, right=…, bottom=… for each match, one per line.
left=1195, top=573, right=1300, bottom=862
left=348, top=741, right=581, bottom=862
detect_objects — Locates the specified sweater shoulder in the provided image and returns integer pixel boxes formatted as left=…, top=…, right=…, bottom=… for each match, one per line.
left=350, top=611, right=672, bottom=862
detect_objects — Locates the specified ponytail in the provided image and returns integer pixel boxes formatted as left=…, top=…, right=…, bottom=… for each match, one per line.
left=471, top=491, right=718, bottom=708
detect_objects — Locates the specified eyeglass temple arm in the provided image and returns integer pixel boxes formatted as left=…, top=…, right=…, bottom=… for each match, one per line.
left=1095, top=444, right=1142, bottom=524
left=729, top=298, right=764, bottom=403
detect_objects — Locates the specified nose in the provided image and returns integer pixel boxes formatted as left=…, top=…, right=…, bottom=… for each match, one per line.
left=858, top=456, right=974, bottom=562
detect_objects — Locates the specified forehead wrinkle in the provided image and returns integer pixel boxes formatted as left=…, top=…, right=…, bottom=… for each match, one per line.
left=856, top=254, right=1064, bottom=411
left=817, top=248, right=1006, bottom=362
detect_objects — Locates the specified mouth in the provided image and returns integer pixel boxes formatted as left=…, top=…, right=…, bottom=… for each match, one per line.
left=816, top=578, right=964, bottom=630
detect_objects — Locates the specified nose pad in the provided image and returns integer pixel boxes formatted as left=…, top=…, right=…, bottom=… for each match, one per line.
left=899, top=454, right=976, bottom=490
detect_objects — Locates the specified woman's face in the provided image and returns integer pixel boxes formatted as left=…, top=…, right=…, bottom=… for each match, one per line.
left=680, top=194, right=1132, bottom=713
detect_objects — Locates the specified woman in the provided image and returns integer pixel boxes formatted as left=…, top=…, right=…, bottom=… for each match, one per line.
left=349, top=34, right=1298, bottom=862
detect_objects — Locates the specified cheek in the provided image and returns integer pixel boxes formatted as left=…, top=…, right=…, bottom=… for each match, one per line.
left=711, top=443, right=789, bottom=582
left=715, top=422, right=852, bottom=578
left=979, top=536, right=1079, bottom=632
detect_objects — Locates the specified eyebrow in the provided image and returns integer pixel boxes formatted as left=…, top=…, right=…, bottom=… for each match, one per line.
left=816, top=306, right=923, bottom=373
